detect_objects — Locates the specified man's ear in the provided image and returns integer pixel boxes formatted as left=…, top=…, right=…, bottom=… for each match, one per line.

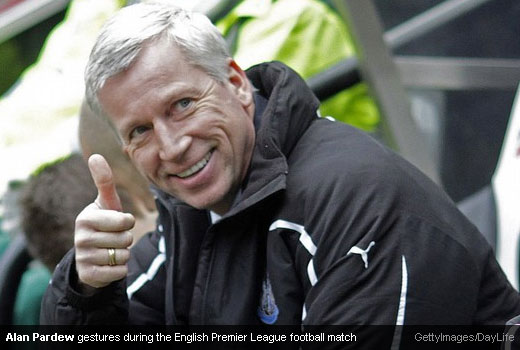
left=227, top=59, right=253, bottom=108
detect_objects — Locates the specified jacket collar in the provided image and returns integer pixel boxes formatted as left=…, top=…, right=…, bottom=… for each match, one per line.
left=247, top=61, right=320, bottom=158
left=224, top=62, right=320, bottom=218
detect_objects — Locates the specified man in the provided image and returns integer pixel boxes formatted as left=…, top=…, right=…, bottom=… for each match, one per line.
left=42, top=1, right=520, bottom=336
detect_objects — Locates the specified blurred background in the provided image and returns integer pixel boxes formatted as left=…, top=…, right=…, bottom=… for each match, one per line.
left=0, top=0, right=519, bottom=324
left=2, top=0, right=519, bottom=200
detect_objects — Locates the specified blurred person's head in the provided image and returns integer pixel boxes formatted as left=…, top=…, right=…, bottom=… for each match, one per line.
left=20, top=153, right=156, bottom=271
left=19, top=154, right=97, bottom=270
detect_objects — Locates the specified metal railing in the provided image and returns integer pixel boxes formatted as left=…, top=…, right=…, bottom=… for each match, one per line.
left=0, top=0, right=70, bottom=44
left=307, top=0, right=519, bottom=183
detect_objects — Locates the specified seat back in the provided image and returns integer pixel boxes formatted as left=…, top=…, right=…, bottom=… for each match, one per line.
left=492, top=84, right=520, bottom=289
left=0, top=234, right=32, bottom=325
left=457, top=185, right=497, bottom=251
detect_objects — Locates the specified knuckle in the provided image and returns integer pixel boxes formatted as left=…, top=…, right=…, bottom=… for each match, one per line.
left=89, top=265, right=103, bottom=282
left=75, top=215, right=88, bottom=230
left=112, top=231, right=132, bottom=249
left=77, top=267, right=92, bottom=285
left=86, top=265, right=98, bottom=281
left=124, top=232, right=134, bottom=247
left=119, top=249, right=130, bottom=263
left=75, top=251, right=86, bottom=264
left=115, top=265, right=129, bottom=280
left=75, top=230, right=95, bottom=248
left=123, top=213, right=136, bottom=229
left=80, top=231, right=93, bottom=246
left=105, top=266, right=127, bottom=284
left=75, top=203, right=98, bottom=226
left=74, top=233, right=86, bottom=247
left=75, top=247, right=96, bottom=264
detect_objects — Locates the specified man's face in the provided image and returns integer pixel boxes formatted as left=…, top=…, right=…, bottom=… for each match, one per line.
left=98, top=39, right=256, bottom=215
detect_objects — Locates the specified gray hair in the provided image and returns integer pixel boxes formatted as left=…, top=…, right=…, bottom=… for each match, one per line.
left=85, top=2, right=231, bottom=116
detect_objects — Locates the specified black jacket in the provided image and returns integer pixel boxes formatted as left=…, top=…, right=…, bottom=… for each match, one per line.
left=41, top=62, right=520, bottom=330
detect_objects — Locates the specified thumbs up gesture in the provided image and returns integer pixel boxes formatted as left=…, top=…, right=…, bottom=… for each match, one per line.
left=74, top=154, right=135, bottom=290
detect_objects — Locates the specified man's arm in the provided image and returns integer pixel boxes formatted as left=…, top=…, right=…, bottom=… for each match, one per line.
left=40, top=248, right=129, bottom=324
left=40, top=229, right=166, bottom=325
left=40, top=154, right=134, bottom=324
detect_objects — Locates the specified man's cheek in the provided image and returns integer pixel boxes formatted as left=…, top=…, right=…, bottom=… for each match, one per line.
left=130, top=154, right=152, bottom=179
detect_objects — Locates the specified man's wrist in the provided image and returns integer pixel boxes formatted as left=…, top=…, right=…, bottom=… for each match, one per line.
left=69, top=261, right=101, bottom=297
left=75, top=278, right=100, bottom=296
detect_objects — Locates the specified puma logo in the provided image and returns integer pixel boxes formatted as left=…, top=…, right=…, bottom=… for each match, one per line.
left=347, top=241, right=376, bottom=268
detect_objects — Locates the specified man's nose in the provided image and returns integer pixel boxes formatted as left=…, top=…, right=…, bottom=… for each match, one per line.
left=155, top=121, right=192, bottom=161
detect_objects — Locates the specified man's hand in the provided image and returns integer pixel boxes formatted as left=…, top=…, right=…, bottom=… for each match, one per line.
left=74, top=154, right=135, bottom=290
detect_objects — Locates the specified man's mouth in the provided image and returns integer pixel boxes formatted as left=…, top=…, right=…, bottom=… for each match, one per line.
left=175, top=151, right=213, bottom=178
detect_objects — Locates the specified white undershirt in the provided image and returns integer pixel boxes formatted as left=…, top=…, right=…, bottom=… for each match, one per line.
left=210, top=211, right=222, bottom=224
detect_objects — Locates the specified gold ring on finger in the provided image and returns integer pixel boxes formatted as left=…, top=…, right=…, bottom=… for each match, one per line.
left=108, top=248, right=116, bottom=266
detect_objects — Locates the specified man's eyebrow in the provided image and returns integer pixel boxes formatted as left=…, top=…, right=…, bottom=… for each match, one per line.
left=160, top=85, right=201, bottom=110
left=162, top=83, right=199, bottom=99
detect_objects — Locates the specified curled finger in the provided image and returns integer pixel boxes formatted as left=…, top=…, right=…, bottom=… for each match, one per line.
left=76, top=247, right=131, bottom=267
left=75, top=230, right=133, bottom=249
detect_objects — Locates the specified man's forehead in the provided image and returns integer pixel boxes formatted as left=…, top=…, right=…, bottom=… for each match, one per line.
left=104, top=39, right=211, bottom=94
left=137, top=37, right=195, bottom=74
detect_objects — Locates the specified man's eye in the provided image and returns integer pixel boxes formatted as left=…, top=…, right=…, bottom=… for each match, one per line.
left=168, top=98, right=193, bottom=117
left=130, top=125, right=150, bottom=139
left=176, top=98, right=192, bottom=110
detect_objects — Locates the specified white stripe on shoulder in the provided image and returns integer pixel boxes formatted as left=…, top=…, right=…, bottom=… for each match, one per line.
left=307, top=259, right=318, bottom=286
left=269, top=219, right=319, bottom=292
left=391, top=255, right=408, bottom=350
left=269, top=219, right=317, bottom=256
left=158, top=234, right=166, bottom=253
left=127, top=236, right=167, bottom=300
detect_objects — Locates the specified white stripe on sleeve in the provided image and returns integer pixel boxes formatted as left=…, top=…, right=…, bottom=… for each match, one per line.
left=269, top=219, right=319, bottom=322
left=126, top=236, right=167, bottom=300
left=391, top=255, right=408, bottom=350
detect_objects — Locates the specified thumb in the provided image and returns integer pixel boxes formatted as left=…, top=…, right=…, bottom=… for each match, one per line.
left=88, top=154, right=123, bottom=211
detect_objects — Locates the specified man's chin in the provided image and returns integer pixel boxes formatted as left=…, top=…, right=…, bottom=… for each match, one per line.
left=155, top=178, right=234, bottom=214
left=188, top=195, right=232, bottom=216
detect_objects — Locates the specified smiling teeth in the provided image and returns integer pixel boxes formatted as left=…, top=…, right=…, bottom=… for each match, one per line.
left=176, top=152, right=212, bottom=178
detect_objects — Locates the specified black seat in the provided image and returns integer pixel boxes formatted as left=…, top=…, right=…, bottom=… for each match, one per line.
left=0, top=234, right=32, bottom=325
left=457, top=185, right=497, bottom=251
